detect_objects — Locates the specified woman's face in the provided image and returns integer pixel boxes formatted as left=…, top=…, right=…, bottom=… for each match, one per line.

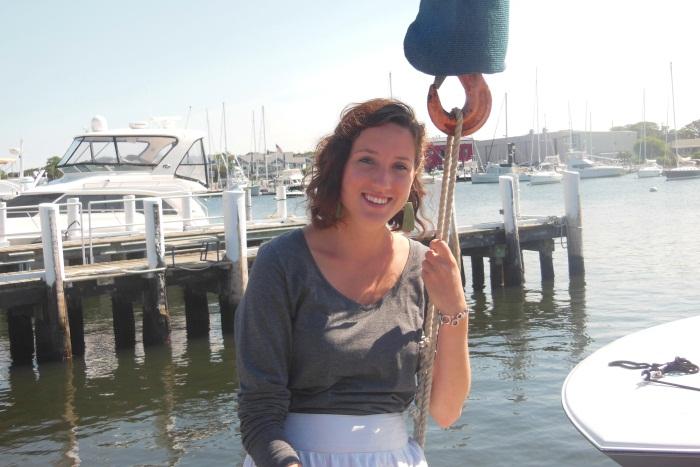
left=340, top=123, right=416, bottom=229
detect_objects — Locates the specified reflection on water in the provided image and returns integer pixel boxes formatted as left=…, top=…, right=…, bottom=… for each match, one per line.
left=2, top=176, right=700, bottom=466
left=0, top=296, right=240, bottom=465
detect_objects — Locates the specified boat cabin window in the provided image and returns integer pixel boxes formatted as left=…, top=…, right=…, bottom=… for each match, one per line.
left=58, top=136, right=177, bottom=171
left=176, top=139, right=208, bottom=186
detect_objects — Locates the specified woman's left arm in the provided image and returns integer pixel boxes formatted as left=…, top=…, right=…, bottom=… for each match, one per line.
left=421, top=239, right=471, bottom=428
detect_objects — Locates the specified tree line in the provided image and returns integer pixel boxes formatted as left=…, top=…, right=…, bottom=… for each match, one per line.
left=610, top=119, right=700, bottom=166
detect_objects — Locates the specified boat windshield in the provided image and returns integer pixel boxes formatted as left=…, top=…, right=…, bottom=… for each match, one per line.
left=58, top=136, right=177, bottom=172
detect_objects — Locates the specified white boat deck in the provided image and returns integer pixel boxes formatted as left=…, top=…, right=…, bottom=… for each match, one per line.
left=562, top=315, right=700, bottom=465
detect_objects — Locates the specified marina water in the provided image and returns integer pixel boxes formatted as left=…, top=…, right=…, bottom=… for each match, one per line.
left=1, top=175, right=698, bottom=466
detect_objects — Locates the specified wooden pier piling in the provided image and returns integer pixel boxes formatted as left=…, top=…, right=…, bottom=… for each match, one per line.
left=489, top=257, right=504, bottom=289
left=500, top=176, right=524, bottom=286
left=471, top=256, right=485, bottom=290
left=7, top=306, right=34, bottom=365
left=539, top=240, right=555, bottom=282
left=183, top=286, right=210, bottom=338
left=219, top=189, right=248, bottom=334
left=112, top=288, right=136, bottom=349
left=36, top=203, right=72, bottom=362
left=66, top=289, right=85, bottom=356
left=563, top=171, right=585, bottom=277
left=142, top=199, right=171, bottom=346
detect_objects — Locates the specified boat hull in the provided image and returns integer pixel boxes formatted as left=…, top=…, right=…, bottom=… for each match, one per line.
left=577, top=167, right=627, bottom=178
left=664, top=168, right=700, bottom=180
left=529, top=172, right=562, bottom=185
left=636, top=168, right=662, bottom=178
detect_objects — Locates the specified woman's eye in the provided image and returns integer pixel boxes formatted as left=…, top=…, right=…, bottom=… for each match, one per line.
left=394, top=163, right=409, bottom=171
left=358, top=157, right=374, bottom=164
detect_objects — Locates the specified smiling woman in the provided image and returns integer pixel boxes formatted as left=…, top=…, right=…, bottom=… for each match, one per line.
left=235, top=98, right=471, bottom=467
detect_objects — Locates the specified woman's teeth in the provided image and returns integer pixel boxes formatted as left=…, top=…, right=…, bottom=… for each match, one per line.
left=364, top=194, right=389, bottom=205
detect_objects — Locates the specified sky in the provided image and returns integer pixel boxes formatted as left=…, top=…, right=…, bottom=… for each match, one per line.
left=2, top=0, right=699, bottom=169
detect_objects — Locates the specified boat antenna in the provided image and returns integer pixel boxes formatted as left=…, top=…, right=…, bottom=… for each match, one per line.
left=206, top=107, right=212, bottom=155
left=185, top=105, right=192, bottom=129
left=389, top=71, right=393, bottom=99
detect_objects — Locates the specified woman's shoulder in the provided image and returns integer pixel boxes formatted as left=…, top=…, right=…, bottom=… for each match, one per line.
left=254, top=228, right=308, bottom=270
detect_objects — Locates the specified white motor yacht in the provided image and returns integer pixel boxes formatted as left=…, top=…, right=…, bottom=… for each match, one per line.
left=471, top=161, right=514, bottom=184
left=275, top=168, right=305, bottom=197
left=3, top=117, right=215, bottom=245
left=565, top=150, right=626, bottom=179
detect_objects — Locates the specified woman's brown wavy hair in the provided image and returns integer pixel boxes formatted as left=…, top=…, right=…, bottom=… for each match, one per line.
left=305, top=98, right=428, bottom=233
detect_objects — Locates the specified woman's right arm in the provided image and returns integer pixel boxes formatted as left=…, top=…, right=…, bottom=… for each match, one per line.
left=235, top=242, right=300, bottom=467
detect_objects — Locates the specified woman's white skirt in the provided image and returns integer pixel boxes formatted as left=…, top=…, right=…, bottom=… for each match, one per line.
left=243, top=412, right=427, bottom=467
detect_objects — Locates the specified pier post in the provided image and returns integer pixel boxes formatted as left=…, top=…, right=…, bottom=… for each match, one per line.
left=276, top=185, right=288, bottom=220
left=142, top=198, right=170, bottom=346
left=112, top=280, right=136, bottom=349
left=35, top=203, right=72, bottom=362
left=184, top=286, right=210, bottom=338
left=0, top=201, right=8, bottom=247
left=499, top=176, right=524, bottom=286
left=245, top=187, right=253, bottom=222
left=7, top=306, right=34, bottom=365
left=181, top=193, right=192, bottom=231
left=539, top=240, right=555, bottom=282
left=124, top=195, right=136, bottom=233
left=66, top=289, right=85, bottom=356
left=219, top=189, right=248, bottom=334
left=66, top=197, right=82, bottom=240
left=471, top=256, right=485, bottom=290
left=489, top=257, right=504, bottom=289
left=563, top=171, right=585, bottom=276
left=511, top=173, right=521, bottom=217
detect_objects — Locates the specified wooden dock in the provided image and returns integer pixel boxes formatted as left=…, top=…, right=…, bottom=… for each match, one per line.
left=0, top=174, right=585, bottom=366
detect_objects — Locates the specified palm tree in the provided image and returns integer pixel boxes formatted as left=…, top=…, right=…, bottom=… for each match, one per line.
left=45, top=156, right=62, bottom=180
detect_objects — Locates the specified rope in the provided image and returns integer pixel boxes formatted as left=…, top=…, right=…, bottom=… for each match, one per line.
left=609, top=357, right=700, bottom=392
left=414, top=108, right=463, bottom=446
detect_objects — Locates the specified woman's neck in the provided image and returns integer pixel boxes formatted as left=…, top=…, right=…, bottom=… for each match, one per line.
left=316, top=222, right=395, bottom=261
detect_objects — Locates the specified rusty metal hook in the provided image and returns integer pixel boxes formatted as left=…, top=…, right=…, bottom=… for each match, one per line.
left=427, top=73, right=492, bottom=136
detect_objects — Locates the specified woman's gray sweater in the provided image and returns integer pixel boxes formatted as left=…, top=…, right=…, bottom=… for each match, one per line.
left=234, top=229, right=428, bottom=467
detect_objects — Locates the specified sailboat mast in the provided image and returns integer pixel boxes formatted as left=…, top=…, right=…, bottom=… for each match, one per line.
left=251, top=110, right=257, bottom=179
left=670, top=62, right=680, bottom=167
left=262, top=105, right=269, bottom=180
left=535, top=68, right=541, bottom=164
left=642, top=88, right=647, bottom=162
left=222, top=102, right=229, bottom=153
